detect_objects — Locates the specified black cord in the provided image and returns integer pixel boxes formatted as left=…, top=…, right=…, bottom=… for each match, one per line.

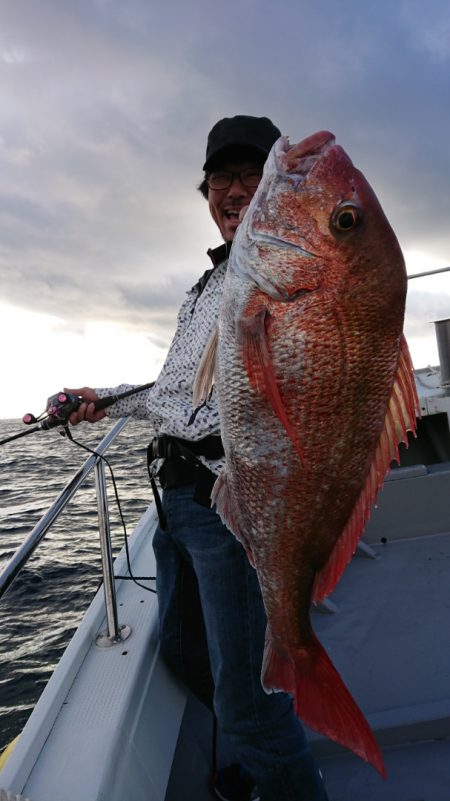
left=188, top=386, right=214, bottom=426
left=62, top=427, right=156, bottom=594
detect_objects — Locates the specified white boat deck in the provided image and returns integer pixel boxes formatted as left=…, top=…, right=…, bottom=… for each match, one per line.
left=0, top=506, right=186, bottom=801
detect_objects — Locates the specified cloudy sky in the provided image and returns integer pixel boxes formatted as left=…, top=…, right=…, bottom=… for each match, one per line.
left=1, top=0, right=449, bottom=419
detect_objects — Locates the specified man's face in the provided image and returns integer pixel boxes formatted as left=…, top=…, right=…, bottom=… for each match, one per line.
left=208, top=160, right=263, bottom=242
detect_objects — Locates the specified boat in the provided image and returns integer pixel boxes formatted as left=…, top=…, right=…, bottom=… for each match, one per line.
left=1, top=318, right=450, bottom=801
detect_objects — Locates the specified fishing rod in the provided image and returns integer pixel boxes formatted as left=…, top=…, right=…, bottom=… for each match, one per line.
left=0, top=383, right=155, bottom=447
left=407, top=265, right=450, bottom=280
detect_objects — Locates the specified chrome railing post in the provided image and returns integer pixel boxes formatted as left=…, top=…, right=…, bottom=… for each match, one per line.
left=93, top=452, right=131, bottom=648
left=0, top=417, right=133, bottom=651
left=0, top=416, right=132, bottom=645
left=94, top=459, right=117, bottom=638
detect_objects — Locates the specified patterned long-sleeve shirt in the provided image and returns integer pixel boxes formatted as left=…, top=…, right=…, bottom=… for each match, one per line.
left=96, top=244, right=229, bottom=475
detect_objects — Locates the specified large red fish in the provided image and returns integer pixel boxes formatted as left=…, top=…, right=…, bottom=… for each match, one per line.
left=195, top=131, right=419, bottom=777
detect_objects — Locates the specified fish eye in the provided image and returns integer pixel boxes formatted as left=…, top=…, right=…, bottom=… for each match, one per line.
left=331, top=203, right=362, bottom=234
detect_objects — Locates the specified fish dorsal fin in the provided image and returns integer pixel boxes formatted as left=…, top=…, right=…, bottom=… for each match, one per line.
left=193, top=327, right=218, bottom=408
left=312, top=334, right=420, bottom=603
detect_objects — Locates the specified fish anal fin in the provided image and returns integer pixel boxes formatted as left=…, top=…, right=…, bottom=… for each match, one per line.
left=239, top=307, right=305, bottom=466
left=312, top=334, right=420, bottom=603
left=262, top=631, right=386, bottom=778
left=212, top=472, right=256, bottom=566
left=193, top=327, right=218, bottom=408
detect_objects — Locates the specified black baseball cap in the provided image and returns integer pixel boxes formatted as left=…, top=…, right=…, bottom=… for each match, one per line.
left=203, top=115, right=281, bottom=171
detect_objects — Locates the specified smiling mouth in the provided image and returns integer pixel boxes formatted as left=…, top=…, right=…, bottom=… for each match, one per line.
left=224, top=210, right=241, bottom=221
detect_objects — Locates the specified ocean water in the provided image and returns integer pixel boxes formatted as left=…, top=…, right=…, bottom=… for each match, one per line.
left=0, top=416, right=154, bottom=751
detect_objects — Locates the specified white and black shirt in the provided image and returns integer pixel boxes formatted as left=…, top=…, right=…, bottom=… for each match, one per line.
left=96, top=245, right=229, bottom=475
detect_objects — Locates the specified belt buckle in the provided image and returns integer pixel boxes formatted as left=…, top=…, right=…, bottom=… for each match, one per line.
left=151, top=435, right=167, bottom=459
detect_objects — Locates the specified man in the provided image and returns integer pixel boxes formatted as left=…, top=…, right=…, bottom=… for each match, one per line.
left=68, top=115, right=329, bottom=801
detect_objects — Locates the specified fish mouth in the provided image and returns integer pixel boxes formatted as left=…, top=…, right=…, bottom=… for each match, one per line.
left=282, top=130, right=336, bottom=178
left=234, top=132, right=337, bottom=302
left=248, top=131, right=337, bottom=261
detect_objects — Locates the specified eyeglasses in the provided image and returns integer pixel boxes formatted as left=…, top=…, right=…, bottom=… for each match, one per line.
left=207, top=168, right=263, bottom=190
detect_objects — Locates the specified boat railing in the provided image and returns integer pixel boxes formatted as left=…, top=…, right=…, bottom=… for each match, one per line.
left=0, top=416, right=132, bottom=647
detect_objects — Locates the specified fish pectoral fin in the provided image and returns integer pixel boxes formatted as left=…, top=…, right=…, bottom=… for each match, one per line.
left=238, top=307, right=305, bottom=466
left=262, top=630, right=386, bottom=777
left=193, top=327, right=218, bottom=408
left=312, top=333, right=420, bottom=603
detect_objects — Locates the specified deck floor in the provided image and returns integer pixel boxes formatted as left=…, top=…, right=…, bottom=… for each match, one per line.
left=320, top=737, right=449, bottom=801
left=309, top=529, right=450, bottom=800
left=312, top=530, right=450, bottom=721
left=168, top=530, right=450, bottom=801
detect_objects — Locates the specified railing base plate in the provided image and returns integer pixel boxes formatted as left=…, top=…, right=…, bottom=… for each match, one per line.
left=95, top=624, right=132, bottom=648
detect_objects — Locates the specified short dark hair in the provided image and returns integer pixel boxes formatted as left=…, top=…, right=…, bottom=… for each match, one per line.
left=198, top=177, right=209, bottom=200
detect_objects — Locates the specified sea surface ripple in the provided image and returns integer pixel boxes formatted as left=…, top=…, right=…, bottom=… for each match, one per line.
left=0, top=417, right=153, bottom=750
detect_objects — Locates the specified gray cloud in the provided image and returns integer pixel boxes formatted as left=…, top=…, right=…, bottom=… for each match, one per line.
left=0, top=0, right=449, bottom=357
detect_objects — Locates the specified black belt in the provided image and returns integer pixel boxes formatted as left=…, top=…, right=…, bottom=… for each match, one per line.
left=149, top=434, right=224, bottom=463
left=147, top=435, right=224, bottom=528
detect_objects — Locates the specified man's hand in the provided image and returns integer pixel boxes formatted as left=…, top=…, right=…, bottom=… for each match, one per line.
left=64, top=387, right=107, bottom=425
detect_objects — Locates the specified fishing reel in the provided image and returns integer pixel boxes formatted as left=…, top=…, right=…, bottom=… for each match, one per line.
left=23, top=392, right=83, bottom=430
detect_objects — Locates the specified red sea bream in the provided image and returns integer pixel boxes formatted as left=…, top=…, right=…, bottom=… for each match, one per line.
left=195, top=131, right=419, bottom=776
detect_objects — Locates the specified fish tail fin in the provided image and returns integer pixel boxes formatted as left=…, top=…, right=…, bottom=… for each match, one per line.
left=262, top=631, right=386, bottom=778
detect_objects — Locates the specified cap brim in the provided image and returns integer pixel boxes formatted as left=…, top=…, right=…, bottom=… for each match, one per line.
left=202, top=143, right=270, bottom=172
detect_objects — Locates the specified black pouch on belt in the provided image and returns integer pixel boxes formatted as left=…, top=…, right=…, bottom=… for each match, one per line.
left=147, top=435, right=224, bottom=527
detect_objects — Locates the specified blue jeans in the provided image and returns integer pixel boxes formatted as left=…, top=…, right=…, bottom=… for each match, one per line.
left=153, top=484, right=329, bottom=801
